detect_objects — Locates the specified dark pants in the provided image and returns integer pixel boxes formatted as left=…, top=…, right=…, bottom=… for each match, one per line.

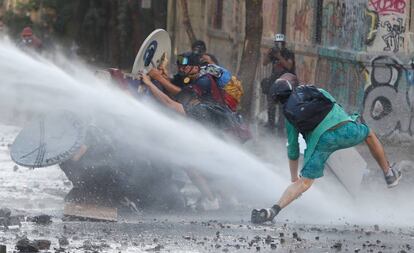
left=261, top=75, right=285, bottom=134
left=266, top=93, right=285, bottom=132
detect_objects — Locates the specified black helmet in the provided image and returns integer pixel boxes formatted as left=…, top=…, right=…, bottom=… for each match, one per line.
left=191, top=40, right=207, bottom=54
left=269, top=79, right=293, bottom=104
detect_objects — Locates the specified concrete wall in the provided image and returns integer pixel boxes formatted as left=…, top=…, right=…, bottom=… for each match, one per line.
left=168, top=0, right=414, bottom=138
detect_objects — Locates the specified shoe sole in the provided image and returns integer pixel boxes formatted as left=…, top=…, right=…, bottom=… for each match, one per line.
left=387, top=171, right=402, bottom=188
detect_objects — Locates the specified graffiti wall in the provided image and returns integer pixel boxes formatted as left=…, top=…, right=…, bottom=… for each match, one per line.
left=315, top=0, right=413, bottom=137
left=367, top=0, right=409, bottom=52
left=286, top=0, right=314, bottom=44
left=362, top=56, right=414, bottom=136
left=295, top=54, right=317, bottom=84
left=167, top=0, right=414, bottom=138
left=315, top=56, right=366, bottom=113
left=321, top=0, right=367, bottom=51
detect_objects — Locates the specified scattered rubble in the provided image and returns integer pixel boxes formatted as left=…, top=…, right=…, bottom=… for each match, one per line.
left=15, top=237, right=51, bottom=252
left=28, top=215, right=52, bottom=225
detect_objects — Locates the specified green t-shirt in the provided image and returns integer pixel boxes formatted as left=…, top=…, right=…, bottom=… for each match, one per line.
left=286, top=89, right=357, bottom=165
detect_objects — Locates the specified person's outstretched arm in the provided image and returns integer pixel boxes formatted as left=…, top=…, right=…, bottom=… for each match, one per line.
left=148, top=68, right=182, bottom=95
left=140, top=73, right=185, bottom=115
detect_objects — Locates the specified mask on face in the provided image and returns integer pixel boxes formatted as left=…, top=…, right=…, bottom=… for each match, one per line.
left=274, top=41, right=284, bottom=50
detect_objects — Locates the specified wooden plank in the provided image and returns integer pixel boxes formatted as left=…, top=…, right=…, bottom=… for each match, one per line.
left=64, top=202, right=117, bottom=222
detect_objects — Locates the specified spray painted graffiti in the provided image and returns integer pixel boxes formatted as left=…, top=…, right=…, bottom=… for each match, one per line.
left=287, top=0, right=314, bottom=43
left=362, top=56, right=413, bottom=136
left=381, top=18, right=405, bottom=52
left=368, top=0, right=406, bottom=15
left=292, top=0, right=312, bottom=43
left=367, top=0, right=407, bottom=52
left=322, top=0, right=367, bottom=51
left=365, top=9, right=379, bottom=45
left=315, top=57, right=365, bottom=112
left=294, top=54, right=315, bottom=84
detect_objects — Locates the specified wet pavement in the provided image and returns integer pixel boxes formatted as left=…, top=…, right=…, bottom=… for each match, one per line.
left=1, top=123, right=414, bottom=252
left=0, top=211, right=413, bottom=252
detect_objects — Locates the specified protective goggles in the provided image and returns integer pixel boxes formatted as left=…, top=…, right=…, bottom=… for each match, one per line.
left=176, top=55, right=189, bottom=66
left=23, top=38, right=33, bottom=44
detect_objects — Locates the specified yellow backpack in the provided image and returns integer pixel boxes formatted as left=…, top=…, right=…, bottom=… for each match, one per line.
left=224, top=76, right=244, bottom=103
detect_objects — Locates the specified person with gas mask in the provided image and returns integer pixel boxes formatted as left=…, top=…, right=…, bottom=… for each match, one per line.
left=261, top=33, right=295, bottom=134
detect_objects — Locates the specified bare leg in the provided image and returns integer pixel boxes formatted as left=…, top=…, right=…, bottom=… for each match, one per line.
left=276, top=178, right=314, bottom=209
left=364, top=130, right=389, bottom=173
left=184, top=168, right=215, bottom=200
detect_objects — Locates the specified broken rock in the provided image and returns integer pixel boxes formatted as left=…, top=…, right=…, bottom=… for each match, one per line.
left=29, top=215, right=52, bottom=225
left=0, top=208, right=11, bottom=218
left=15, top=237, right=39, bottom=252
left=34, top=240, right=51, bottom=250
left=58, top=236, right=69, bottom=247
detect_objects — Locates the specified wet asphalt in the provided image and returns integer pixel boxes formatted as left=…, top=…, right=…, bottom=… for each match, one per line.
left=1, top=210, right=413, bottom=252
left=1, top=124, right=414, bottom=252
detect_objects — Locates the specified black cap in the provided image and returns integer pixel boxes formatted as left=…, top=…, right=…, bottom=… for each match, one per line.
left=269, top=79, right=293, bottom=104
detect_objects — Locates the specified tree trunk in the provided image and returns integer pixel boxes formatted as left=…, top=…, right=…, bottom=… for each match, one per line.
left=179, top=0, right=197, bottom=45
left=231, top=0, right=241, bottom=72
left=106, top=0, right=120, bottom=67
left=72, top=0, right=90, bottom=45
left=152, top=0, right=168, bottom=29
left=129, top=0, right=144, bottom=57
left=237, top=0, right=263, bottom=118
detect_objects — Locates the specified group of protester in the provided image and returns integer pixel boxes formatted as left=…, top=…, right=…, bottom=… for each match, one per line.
left=137, top=34, right=403, bottom=223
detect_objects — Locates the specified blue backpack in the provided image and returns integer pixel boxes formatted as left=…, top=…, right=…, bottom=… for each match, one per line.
left=283, top=85, right=334, bottom=134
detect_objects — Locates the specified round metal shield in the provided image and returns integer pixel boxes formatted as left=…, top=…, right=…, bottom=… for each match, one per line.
left=10, top=111, right=86, bottom=168
left=131, top=29, right=171, bottom=75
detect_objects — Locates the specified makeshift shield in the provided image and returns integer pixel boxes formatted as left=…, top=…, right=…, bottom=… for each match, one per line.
left=131, top=29, right=171, bottom=75
left=10, top=111, right=86, bottom=168
left=326, top=148, right=366, bottom=197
